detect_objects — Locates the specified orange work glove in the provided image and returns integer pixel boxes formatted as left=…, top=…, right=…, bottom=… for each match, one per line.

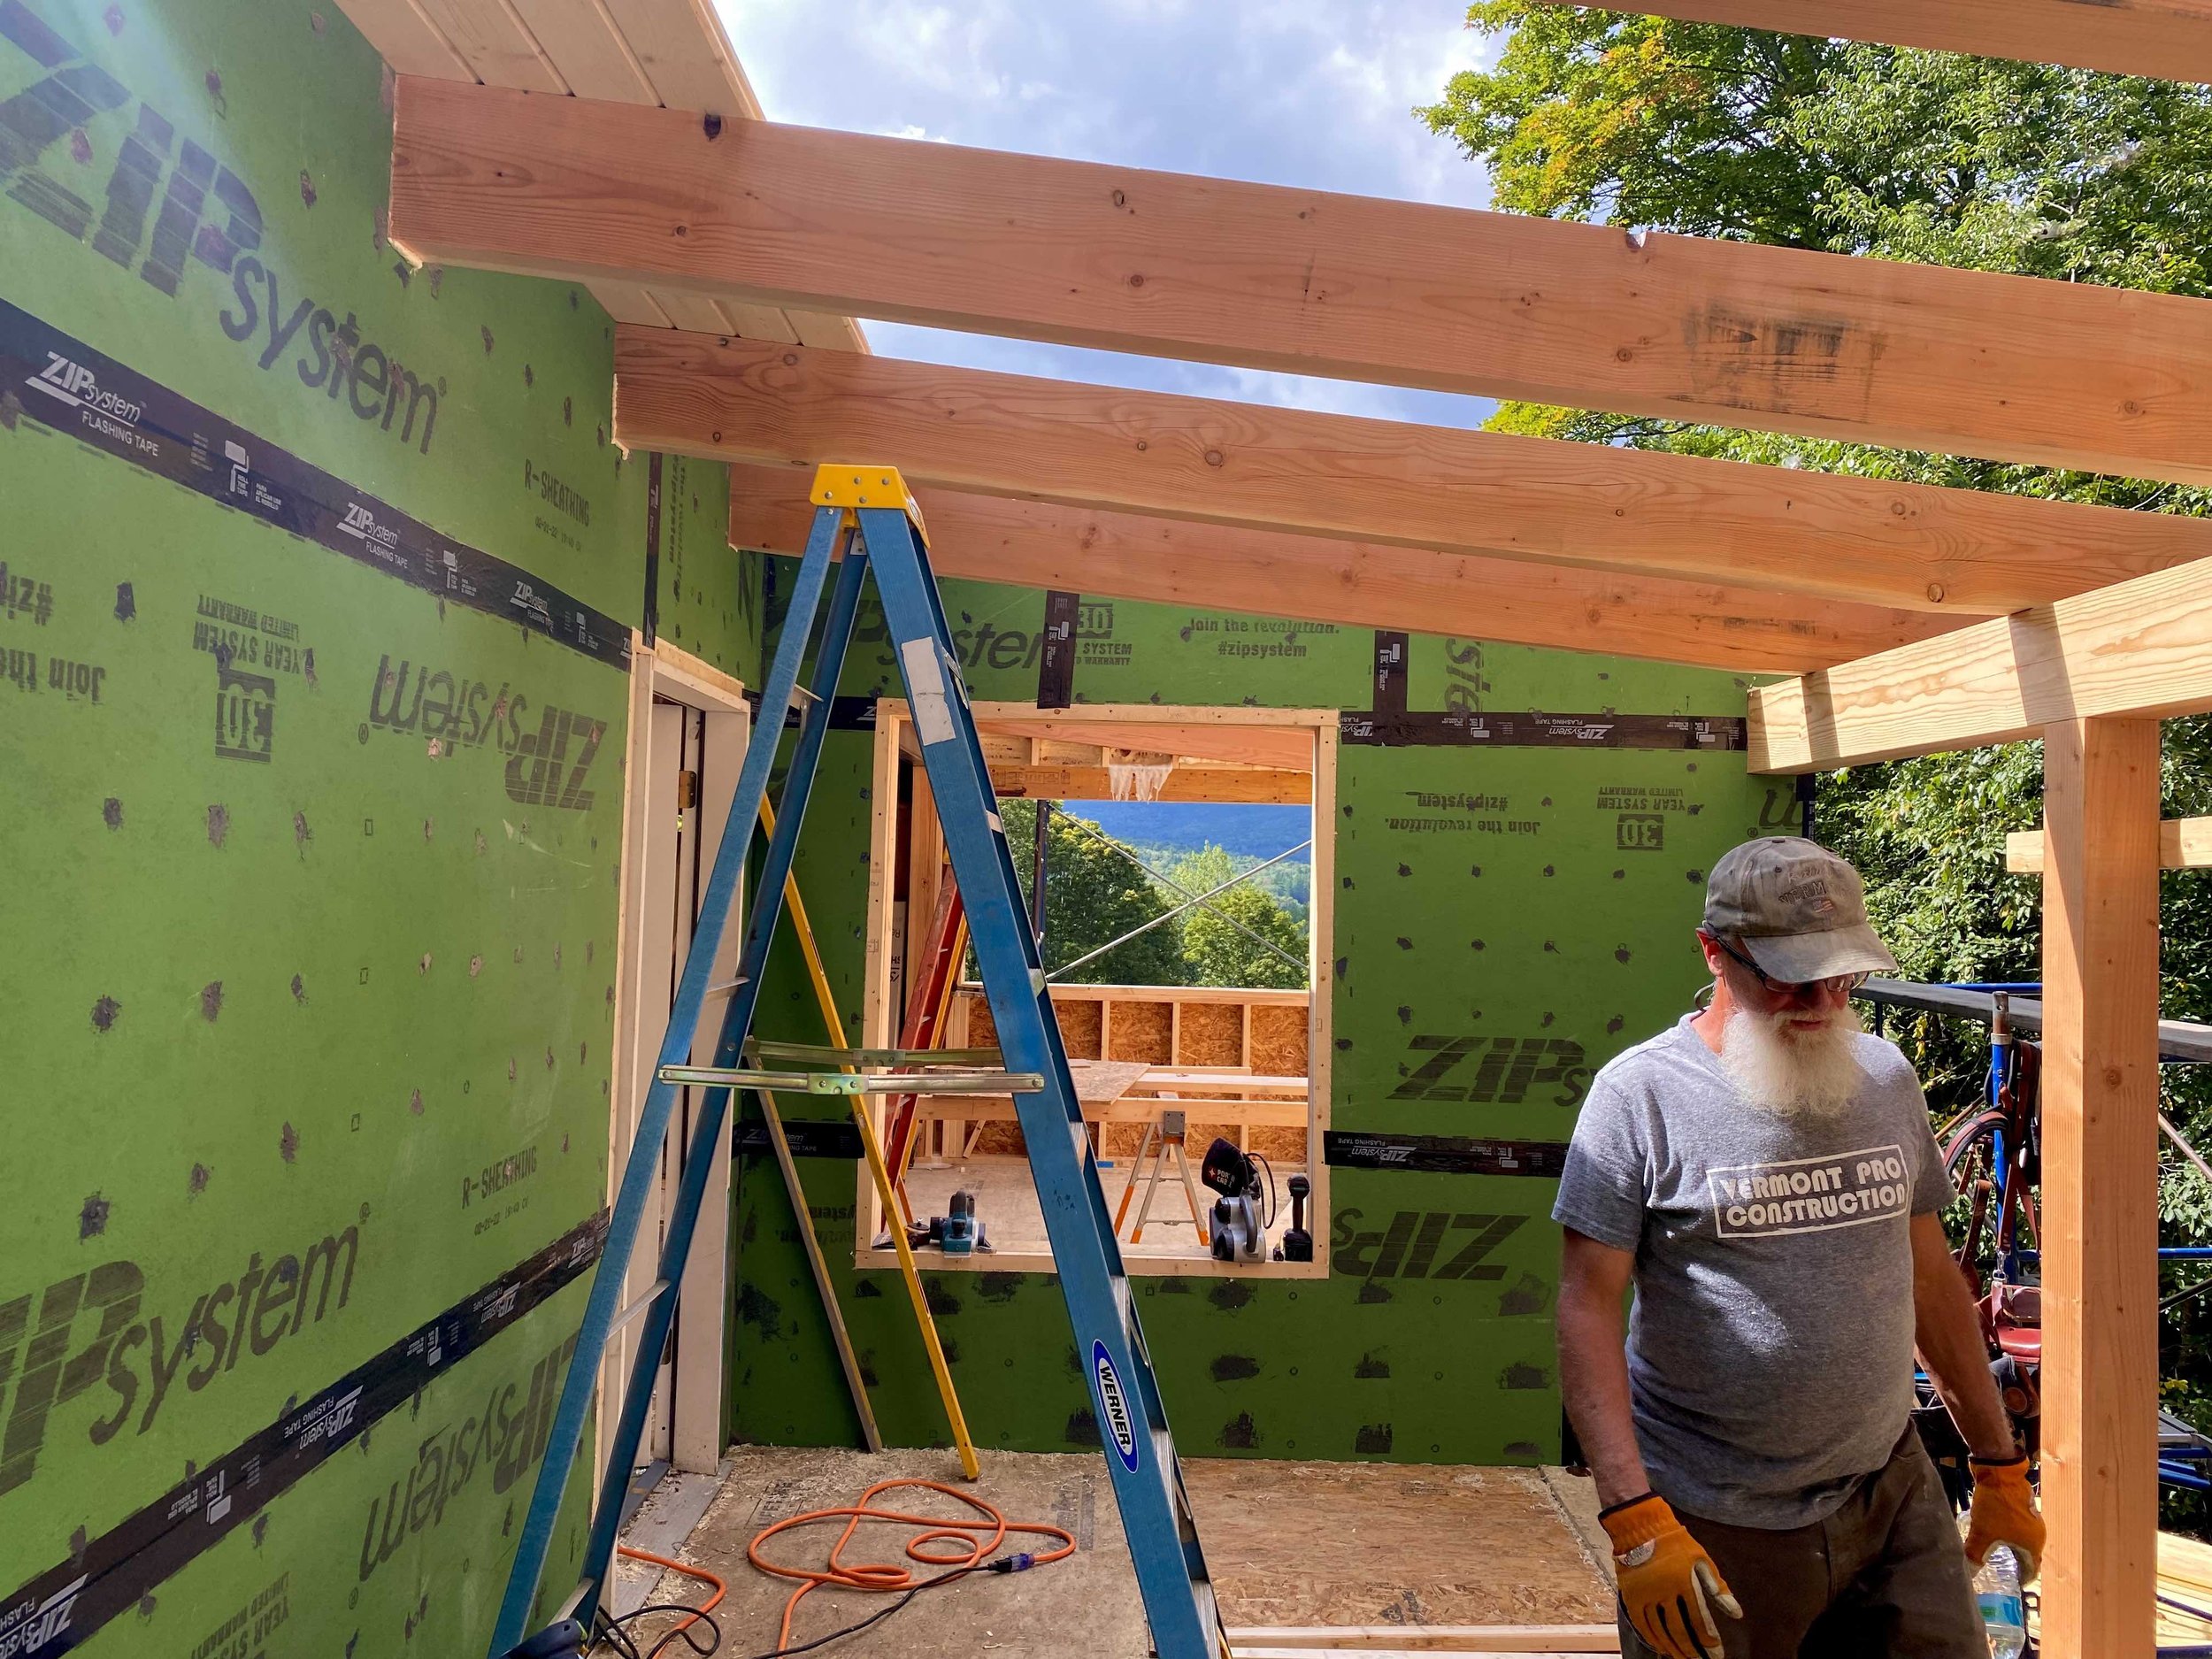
left=1963, top=1454, right=2045, bottom=1584
left=1601, top=1492, right=1742, bottom=1659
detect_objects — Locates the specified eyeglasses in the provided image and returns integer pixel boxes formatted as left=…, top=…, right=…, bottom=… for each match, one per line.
left=1702, top=932, right=1870, bottom=999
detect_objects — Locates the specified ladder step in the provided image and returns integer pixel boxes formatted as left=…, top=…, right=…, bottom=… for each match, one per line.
left=704, top=976, right=749, bottom=998
left=608, top=1279, right=671, bottom=1341
left=749, top=1039, right=1004, bottom=1068
left=658, top=1064, right=1045, bottom=1095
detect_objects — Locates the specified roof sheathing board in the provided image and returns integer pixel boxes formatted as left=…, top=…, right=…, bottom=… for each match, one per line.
left=337, top=0, right=867, bottom=351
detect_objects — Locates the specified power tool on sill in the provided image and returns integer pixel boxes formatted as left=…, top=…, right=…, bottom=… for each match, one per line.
left=908, top=1188, right=989, bottom=1255
left=1201, top=1138, right=1275, bottom=1264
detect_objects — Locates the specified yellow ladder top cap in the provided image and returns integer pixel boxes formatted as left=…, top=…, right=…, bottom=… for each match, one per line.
left=810, top=465, right=929, bottom=545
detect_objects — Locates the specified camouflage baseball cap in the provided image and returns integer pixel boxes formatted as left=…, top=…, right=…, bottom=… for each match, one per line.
left=1702, top=837, right=1897, bottom=984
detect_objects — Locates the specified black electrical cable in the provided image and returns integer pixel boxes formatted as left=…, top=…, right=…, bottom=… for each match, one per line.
left=594, top=1602, right=723, bottom=1659
left=1250, top=1151, right=1277, bottom=1229
left=733, top=1560, right=1011, bottom=1659
left=645, top=1612, right=724, bottom=1659
left=605, top=1557, right=1026, bottom=1659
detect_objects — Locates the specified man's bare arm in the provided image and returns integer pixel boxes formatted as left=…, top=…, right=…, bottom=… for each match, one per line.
left=1557, top=1227, right=1653, bottom=1508
left=1909, top=1211, right=2016, bottom=1460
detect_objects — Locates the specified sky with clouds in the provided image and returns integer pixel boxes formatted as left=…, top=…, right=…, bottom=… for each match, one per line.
left=711, top=1, right=1503, bottom=429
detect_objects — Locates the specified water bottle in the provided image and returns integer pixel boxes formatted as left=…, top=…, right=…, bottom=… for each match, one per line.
left=1973, top=1543, right=2027, bottom=1659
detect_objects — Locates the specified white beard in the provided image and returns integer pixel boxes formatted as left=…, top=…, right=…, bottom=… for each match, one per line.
left=1718, top=1005, right=1868, bottom=1118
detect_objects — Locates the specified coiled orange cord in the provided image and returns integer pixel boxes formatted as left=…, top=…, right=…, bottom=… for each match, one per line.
left=747, top=1477, right=1076, bottom=1651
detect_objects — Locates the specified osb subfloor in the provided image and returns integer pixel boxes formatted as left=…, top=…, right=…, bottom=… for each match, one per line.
left=616, top=1445, right=1613, bottom=1657
left=904, top=1153, right=1312, bottom=1264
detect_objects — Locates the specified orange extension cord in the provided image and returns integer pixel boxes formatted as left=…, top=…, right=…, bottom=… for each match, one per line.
left=746, top=1477, right=1076, bottom=1653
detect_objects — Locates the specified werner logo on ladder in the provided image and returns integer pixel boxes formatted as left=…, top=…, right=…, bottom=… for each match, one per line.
left=488, top=467, right=1223, bottom=1659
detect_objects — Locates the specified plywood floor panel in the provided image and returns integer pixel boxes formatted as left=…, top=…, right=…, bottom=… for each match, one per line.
left=1184, top=1461, right=1614, bottom=1630
left=618, top=1447, right=1611, bottom=1658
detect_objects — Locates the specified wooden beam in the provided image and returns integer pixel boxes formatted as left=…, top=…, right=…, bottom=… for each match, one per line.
left=2037, top=717, right=2162, bottom=1659
left=988, top=765, right=1310, bottom=804
left=630, top=333, right=2212, bottom=616
left=732, top=464, right=1951, bottom=673
left=391, top=77, right=2212, bottom=485
left=1538, top=0, right=2212, bottom=86
left=2008, top=818, right=2212, bottom=873
left=1748, top=557, right=2212, bottom=770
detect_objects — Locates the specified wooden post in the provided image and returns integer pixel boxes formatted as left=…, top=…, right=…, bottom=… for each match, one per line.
left=2039, top=716, right=2162, bottom=1657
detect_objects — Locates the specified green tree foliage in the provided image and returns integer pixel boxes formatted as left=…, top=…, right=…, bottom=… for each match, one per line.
left=998, top=800, right=1192, bottom=986
left=992, top=805, right=1312, bottom=990
left=1420, top=4, right=2212, bottom=1477
left=1171, top=845, right=1310, bottom=990
left=1421, top=4, right=2212, bottom=280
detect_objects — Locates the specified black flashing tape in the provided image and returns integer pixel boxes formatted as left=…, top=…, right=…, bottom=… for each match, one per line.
left=1036, top=590, right=1079, bottom=710
left=771, top=695, right=880, bottom=733
left=1371, top=630, right=1409, bottom=718
left=0, top=1212, right=610, bottom=1659
left=1324, top=1131, right=1570, bottom=1179
left=0, top=300, right=630, bottom=670
left=1341, top=709, right=1745, bottom=750
left=642, top=452, right=664, bottom=649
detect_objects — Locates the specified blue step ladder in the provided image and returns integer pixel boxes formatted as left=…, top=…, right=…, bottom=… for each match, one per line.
left=488, top=467, right=1221, bottom=1659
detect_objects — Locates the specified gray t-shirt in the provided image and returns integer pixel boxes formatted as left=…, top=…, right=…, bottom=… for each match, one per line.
left=1552, top=1015, right=1949, bottom=1528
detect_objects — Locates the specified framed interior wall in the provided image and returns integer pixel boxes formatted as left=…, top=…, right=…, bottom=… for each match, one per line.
left=856, top=699, right=1338, bottom=1279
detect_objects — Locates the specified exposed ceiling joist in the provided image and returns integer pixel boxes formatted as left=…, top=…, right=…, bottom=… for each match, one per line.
left=1748, top=558, right=2212, bottom=771
left=1538, top=0, right=2212, bottom=85
left=629, top=330, right=2212, bottom=615
left=390, top=76, right=2212, bottom=484
left=728, top=463, right=1948, bottom=673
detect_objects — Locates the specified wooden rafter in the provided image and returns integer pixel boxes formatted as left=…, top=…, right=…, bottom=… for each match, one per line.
left=732, top=465, right=1950, bottom=673
left=627, top=331, right=2212, bottom=615
left=390, top=76, right=2212, bottom=484
left=1536, top=0, right=2212, bottom=85
left=730, top=464, right=1950, bottom=673
left=2007, top=818, right=2212, bottom=873
left=1748, top=556, right=2212, bottom=772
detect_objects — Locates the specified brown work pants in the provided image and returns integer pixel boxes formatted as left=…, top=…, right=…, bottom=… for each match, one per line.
left=1618, top=1429, right=1986, bottom=1659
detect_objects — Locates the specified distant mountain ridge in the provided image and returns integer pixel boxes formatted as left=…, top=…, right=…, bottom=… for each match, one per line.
left=1059, top=801, right=1311, bottom=861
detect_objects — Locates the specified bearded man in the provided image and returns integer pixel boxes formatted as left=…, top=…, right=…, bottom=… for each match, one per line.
left=1554, top=837, right=2045, bottom=1659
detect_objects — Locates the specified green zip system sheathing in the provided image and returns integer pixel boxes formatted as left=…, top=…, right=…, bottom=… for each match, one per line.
left=0, top=3, right=756, bottom=1654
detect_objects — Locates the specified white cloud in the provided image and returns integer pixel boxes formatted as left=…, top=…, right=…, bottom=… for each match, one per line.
left=716, top=0, right=1501, bottom=429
